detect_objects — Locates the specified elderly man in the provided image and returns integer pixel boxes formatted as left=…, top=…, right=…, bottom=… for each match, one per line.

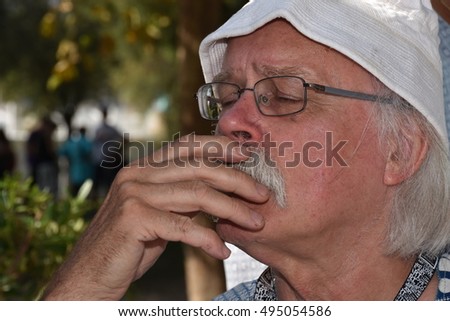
left=43, top=0, right=450, bottom=300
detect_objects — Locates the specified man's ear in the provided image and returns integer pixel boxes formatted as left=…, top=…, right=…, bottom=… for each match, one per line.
left=383, top=133, right=428, bottom=186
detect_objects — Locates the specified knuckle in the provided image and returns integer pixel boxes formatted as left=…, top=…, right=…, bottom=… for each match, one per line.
left=223, top=168, right=247, bottom=194
left=114, top=167, right=133, bottom=185
left=227, top=197, right=245, bottom=219
left=115, top=179, right=139, bottom=198
left=103, top=195, right=143, bottom=230
left=177, top=216, right=194, bottom=235
left=117, top=196, right=142, bottom=217
left=189, top=165, right=208, bottom=181
left=190, top=181, right=210, bottom=200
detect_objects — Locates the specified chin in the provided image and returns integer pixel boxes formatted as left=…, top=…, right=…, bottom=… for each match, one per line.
left=216, top=219, right=274, bottom=267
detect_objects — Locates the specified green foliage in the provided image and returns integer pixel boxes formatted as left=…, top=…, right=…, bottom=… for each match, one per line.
left=0, top=175, right=96, bottom=300
left=0, top=0, right=58, bottom=113
left=0, top=0, right=179, bottom=119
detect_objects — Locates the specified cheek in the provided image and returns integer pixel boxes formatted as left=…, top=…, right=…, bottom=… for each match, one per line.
left=272, top=120, right=384, bottom=201
left=269, top=127, right=353, bottom=173
left=281, top=136, right=385, bottom=221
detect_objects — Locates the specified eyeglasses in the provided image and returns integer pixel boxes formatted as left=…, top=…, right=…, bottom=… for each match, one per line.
left=195, top=75, right=393, bottom=120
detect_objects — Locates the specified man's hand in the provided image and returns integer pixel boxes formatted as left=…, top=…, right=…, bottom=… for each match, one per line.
left=42, top=135, right=269, bottom=300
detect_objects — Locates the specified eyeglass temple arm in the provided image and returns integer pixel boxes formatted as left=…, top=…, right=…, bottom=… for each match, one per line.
left=307, top=83, right=393, bottom=104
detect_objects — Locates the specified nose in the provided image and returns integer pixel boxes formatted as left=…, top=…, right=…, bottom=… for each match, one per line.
left=216, top=90, right=264, bottom=143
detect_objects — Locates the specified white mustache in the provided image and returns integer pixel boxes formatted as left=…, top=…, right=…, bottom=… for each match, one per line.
left=232, top=149, right=287, bottom=208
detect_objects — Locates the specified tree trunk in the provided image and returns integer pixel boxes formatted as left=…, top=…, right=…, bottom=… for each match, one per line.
left=176, top=0, right=226, bottom=300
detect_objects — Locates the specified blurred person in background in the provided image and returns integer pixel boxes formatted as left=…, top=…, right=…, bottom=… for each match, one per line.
left=0, top=128, right=16, bottom=179
left=26, top=116, right=58, bottom=196
left=91, top=107, right=124, bottom=199
left=59, top=127, right=94, bottom=196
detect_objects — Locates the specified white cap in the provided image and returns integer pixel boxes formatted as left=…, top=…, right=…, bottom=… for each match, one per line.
left=199, top=0, right=447, bottom=147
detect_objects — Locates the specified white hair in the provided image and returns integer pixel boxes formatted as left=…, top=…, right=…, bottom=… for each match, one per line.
left=232, top=149, right=287, bottom=208
left=374, top=90, right=450, bottom=258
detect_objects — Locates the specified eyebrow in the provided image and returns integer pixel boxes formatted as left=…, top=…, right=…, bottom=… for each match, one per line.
left=256, top=64, right=316, bottom=78
left=212, top=71, right=231, bottom=82
left=212, top=64, right=317, bottom=82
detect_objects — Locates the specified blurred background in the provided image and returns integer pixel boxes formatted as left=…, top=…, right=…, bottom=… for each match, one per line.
left=0, top=0, right=247, bottom=301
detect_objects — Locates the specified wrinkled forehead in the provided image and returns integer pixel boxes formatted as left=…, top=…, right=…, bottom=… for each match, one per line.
left=198, top=0, right=446, bottom=147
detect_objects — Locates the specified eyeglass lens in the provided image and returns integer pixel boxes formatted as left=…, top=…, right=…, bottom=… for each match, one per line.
left=199, top=76, right=307, bottom=120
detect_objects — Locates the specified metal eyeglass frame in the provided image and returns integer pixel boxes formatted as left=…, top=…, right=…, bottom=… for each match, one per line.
left=195, top=75, right=393, bottom=120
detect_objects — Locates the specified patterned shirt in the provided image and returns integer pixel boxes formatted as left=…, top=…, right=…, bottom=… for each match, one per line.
left=214, top=252, right=450, bottom=301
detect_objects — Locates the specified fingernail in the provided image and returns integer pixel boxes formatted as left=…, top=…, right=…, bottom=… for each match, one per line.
left=222, top=245, right=231, bottom=258
left=251, top=210, right=264, bottom=227
left=256, top=183, right=269, bottom=197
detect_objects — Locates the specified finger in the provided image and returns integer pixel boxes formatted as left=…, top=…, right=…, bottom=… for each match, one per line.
left=135, top=205, right=231, bottom=260
left=140, top=180, right=265, bottom=230
left=115, top=158, right=270, bottom=204
left=143, top=135, right=252, bottom=164
left=116, top=178, right=265, bottom=230
left=137, top=160, right=270, bottom=203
